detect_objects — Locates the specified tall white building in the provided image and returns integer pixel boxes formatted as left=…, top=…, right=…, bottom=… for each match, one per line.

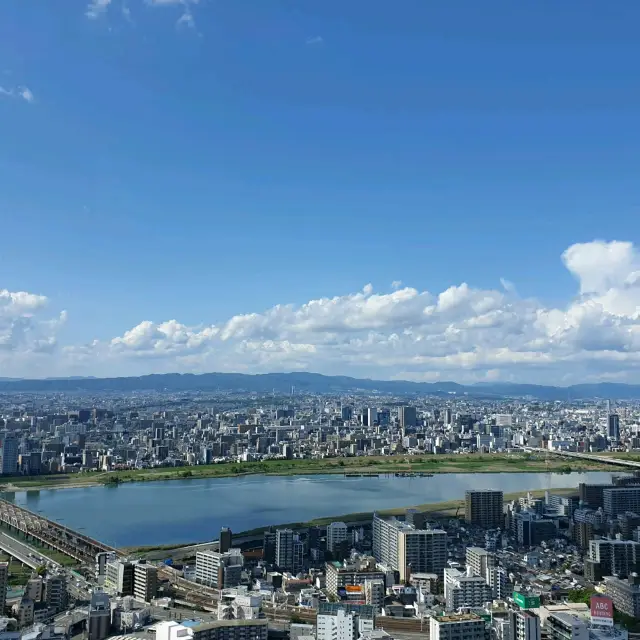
left=430, top=614, right=486, bottom=640
left=444, top=567, right=493, bottom=611
left=327, top=522, right=349, bottom=553
left=196, top=549, right=243, bottom=589
left=372, top=514, right=447, bottom=581
left=316, top=603, right=375, bottom=640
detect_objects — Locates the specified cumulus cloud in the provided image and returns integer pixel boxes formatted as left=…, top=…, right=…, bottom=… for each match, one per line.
left=5, top=239, right=640, bottom=383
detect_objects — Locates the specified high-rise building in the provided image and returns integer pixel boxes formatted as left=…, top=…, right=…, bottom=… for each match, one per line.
left=276, top=529, right=297, bottom=572
left=372, top=514, right=447, bottom=581
left=465, top=490, right=504, bottom=529
left=367, top=408, right=378, bottom=428
left=263, top=531, right=276, bottom=564
left=327, top=522, right=349, bottom=553
left=133, top=562, right=158, bottom=602
left=105, top=560, right=134, bottom=596
left=363, top=579, right=385, bottom=612
left=316, top=603, right=375, bottom=640
left=430, top=614, right=486, bottom=640
left=509, top=610, right=541, bottom=640
left=0, top=563, right=7, bottom=614
left=579, top=483, right=607, bottom=509
left=604, top=574, right=640, bottom=618
left=0, top=435, right=18, bottom=475
left=546, top=613, right=588, bottom=640
left=466, top=547, right=495, bottom=578
left=196, top=550, right=243, bottom=589
left=88, top=591, right=111, bottom=640
left=220, top=527, right=233, bottom=554
left=45, top=574, right=68, bottom=613
left=603, top=487, right=640, bottom=516
left=608, top=414, right=621, bottom=441
left=585, top=539, right=640, bottom=580
left=399, top=407, right=417, bottom=430
left=444, top=568, right=493, bottom=610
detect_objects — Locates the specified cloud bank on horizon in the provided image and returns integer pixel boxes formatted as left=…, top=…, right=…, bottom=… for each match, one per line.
left=3, top=239, right=640, bottom=384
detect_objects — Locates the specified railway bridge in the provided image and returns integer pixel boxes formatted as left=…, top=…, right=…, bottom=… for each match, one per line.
left=0, top=499, right=119, bottom=565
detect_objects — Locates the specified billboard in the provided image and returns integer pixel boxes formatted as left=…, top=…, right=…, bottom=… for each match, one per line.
left=513, top=591, right=541, bottom=609
left=590, top=596, right=614, bottom=627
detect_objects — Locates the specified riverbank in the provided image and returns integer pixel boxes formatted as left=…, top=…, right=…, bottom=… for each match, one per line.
left=122, top=486, right=578, bottom=557
left=0, top=452, right=613, bottom=493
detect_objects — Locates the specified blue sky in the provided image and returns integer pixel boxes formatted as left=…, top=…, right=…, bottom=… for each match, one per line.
left=1, top=0, right=640, bottom=383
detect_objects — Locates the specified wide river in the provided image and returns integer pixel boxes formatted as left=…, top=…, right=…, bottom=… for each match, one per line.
left=1, top=471, right=620, bottom=547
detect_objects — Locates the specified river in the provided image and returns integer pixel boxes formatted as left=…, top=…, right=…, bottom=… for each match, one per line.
left=1, top=471, right=620, bottom=547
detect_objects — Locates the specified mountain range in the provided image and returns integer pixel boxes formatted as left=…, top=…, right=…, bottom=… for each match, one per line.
left=0, top=371, right=638, bottom=400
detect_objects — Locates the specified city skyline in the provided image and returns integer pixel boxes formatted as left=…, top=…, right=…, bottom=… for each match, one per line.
left=2, top=2, right=640, bottom=382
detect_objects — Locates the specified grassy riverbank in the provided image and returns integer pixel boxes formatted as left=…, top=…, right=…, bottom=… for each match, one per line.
left=122, top=487, right=578, bottom=557
left=0, top=452, right=613, bottom=492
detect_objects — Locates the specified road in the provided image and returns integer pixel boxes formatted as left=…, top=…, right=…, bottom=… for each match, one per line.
left=525, top=447, right=640, bottom=470
left=0, top=531, right=60, bottom=570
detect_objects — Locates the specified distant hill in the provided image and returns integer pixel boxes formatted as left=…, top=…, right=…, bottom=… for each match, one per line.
left=0, top=371, right=639, bottom=400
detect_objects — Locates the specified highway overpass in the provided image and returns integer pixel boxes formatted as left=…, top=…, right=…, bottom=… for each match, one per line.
left=525, top=447, right=640, bottom=470
left=0, top=531, right=60, bottom=569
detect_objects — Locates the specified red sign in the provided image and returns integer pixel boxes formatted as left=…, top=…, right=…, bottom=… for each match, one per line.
left=590, top=596, right=614, bottom=626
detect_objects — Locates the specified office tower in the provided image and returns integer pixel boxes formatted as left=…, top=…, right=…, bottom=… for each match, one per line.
left=196, top=549, right=243, bottom=589
left=515, top=513, right=557, bottom=546
left=220, top=527, right=233, bottom=554
left=430, top=614, right=486, bottom=640
left=0, top=435, right=18, bottom=475
left=263, top=531, right=276, bottom=564
left=584, top=539, right=640, bottom=581
left=546, top=614, right=588, bottom=640
left=45, top=574, right=68, bottom=613
left=367, top=408, right=377, bottom=427
left=509, top=610, right=541, bottom=640
left=316, top=603, right=375, bottom=640
left=275, top=529, right=295, bottom=572
left=604, top=574, right=640, bottom=618
left=341, top=406, right=353, bottom=421
left=465, top=490, right=504, bottom=529
left=444, top=568, right=493, bottom=610
left=399, top=406, right=417, bottom=430
left=608, top=414, right=621, bottom=441
left=579, top=483, right=608, bottom=509
left=105, top=560, right=134, bottom=596
left=88, top=591, right=112, bottom=640
left=133, top=562, right=158, bottom=602
left=293, top=539, right=304, bottom=573
left=0, top=563, right=7, bottom=614
left=372, top=514, right=447, bottom=581
left=603, top=487, right=640, bottom=516
left=444, top=409, right=453, bottom=425
left=327, top=522, right=349, bottom=553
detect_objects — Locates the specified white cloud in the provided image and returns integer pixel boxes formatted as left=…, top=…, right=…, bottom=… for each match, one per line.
left=6, top=239, right=640, bottom=384
left=0, top=85, right=35, bottom=103
left=306, top=36, right=324, bottom=45
left=86, top=0, right=112, bottom=19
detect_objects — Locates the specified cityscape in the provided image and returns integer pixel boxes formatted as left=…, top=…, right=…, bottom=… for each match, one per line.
left=0, top=386, right=638, bottom=640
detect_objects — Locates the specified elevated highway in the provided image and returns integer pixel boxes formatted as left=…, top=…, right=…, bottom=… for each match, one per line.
left=0, top=499, right=119, bottom=565
left=524, top=447, right=640, bottom=470
left=0, top=531, right=61, bottom=569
